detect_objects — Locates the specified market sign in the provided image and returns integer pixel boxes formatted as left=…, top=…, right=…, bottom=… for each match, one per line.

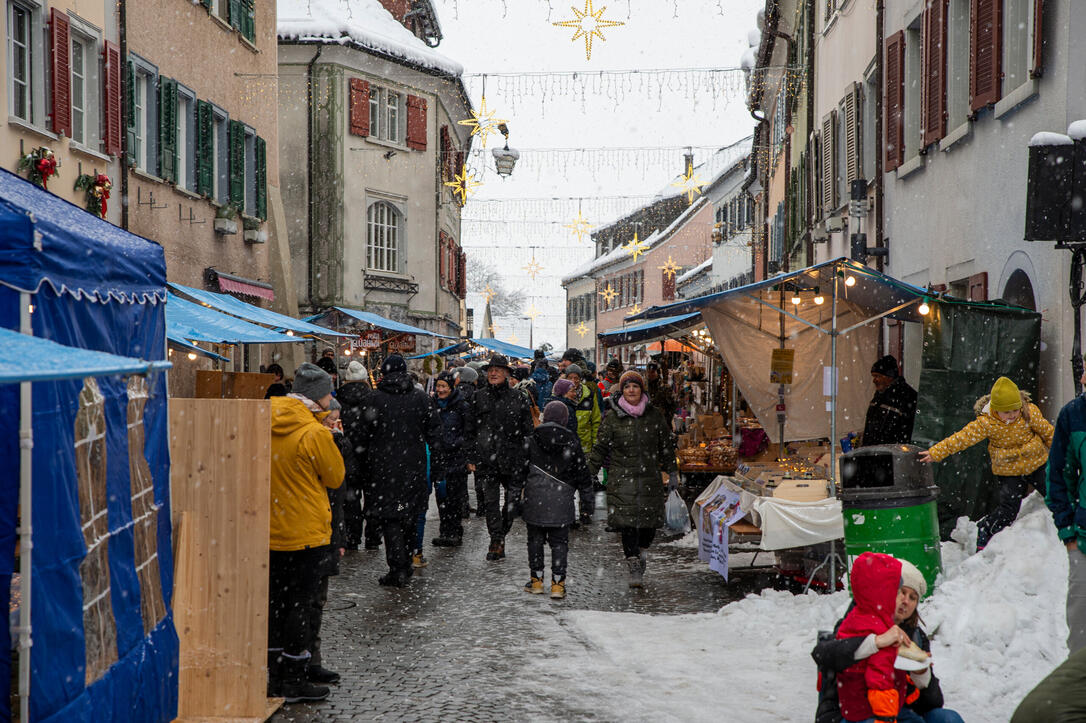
left=388, top=334, right=416, bottom=353
left=770, top=348, right=795, bottom=385
left=355, top=330, right=382, bottom=351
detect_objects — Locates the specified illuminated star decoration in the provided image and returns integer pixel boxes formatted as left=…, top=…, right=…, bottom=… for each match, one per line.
left=490, top=322, right=501, bottom=335
left=509, top=333, right=520, bottom=344
left=576, top=322, right=589, bottom=338
left=444, top=164, right=483, bottom=205
left=658, top=256, right=681, bottom=279
left=484, top=285, right=496, bottom=304
left=457, top=95, right=508, bottom=149
left=526, top=303, right=542, bottom=321
left=671, top=166, right=706, bottom=204
left=564, top=210, right=595, bottom=243
left=626, top=303, right=642, bottom=316
left=622, top=232, right=649, bottom=261
left=523, top=258, right=544, bottom=280
left=598, top=284, right=617, bottom=304
left=553, top=1, right=625, bottom=61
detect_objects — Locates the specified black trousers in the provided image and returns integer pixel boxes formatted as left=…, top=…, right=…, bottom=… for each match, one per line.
left=527, top=524, right=570, bottom=579
left=307, top=575, right=330, bottom=666
left=977, top=466, right=1046, bottom=548
left=343, top=481, right=364, bottom=547
left=437, top=471, right=468, bottom=540
left=269, top=546, right=327, bottom=656
left=474, top=473, right=487, bottom=515
left=619, top=527, right=656, bottom=558
left=381, top=516, right=416, bottom=579
left=479, top=470, right=518, bottom=542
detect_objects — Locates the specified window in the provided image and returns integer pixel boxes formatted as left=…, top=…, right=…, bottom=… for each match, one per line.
left=244, top=126, right=256, bottom=216
left=126, top=376, right=166, bottom=634
left=863, top=63, right=877, bottom=180
left=904, top=17, right=923, bottom=161
left=1002, top=0, right=1030, bottom=93
left=367, top=201, right=400, bottom=272
left=386, top=91, right=399, bottom=143
left=70, top=35, right=86, bottom=143
left=177, top=87, right=196, bottom=191
left=369, top=88, right=380, bottom=138
left=367, top=86, right=405, bottom=143
left=8, top=2, right=35, bottom=122
left=132, top=71, right=146, bottom=168
left=946, top=0, right=970, bottom=128
left=128, top=56, right=158, bottom=173
left=212, top=107, right=228, bottom=204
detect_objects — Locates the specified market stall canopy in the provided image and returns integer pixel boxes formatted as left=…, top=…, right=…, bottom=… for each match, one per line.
left=0, top=167, right=164, bottom=303
left=469, top=337, right=536, bottom=359
left=406, top=341, right=471, bottom=359
left=308, top=307, right=457, bottom=339
left=0, top=327, right=170, bottom=384
left=167, top=292, right=305, bottom=345
left=168, top=283, right=351, bottom=337
left=598, top=312, right=701, bottom=347
left=167, top=335, right=231, bottom=362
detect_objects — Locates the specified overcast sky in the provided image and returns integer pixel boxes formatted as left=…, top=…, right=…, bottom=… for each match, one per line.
left=431, top=0, right=764, bottom=350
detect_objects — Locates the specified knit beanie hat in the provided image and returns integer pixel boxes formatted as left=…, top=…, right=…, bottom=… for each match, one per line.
left=552, top=378, right=575, bottom=398
left=327, top=397, right=342, bottom=411
left=990, top=376, right=1023, bottom=412
left=381, top=354, right=408, bottom=376
left=898, top=558, right=927, bottom=599
left=513, top=364, right=531, bottom=381
left=561, top=347, right=582, bottom=362
left=435, top=370, right=457, bottom=389
left=293, top=362, right=333, bottom=402
left=619, top=370, right=645, bottom=390
left=542, top=400, right=570, bottom=426
left=606, top=359, right=625, bottom=375
left=343, top=360, right=369, bottom=382
left=316, top=356, right=338, bottom=377
left=457, top=366, right=478, bottom=384
left=871, top=355, right=900, bottom=378
left=565, top=364, right=584, bottom=378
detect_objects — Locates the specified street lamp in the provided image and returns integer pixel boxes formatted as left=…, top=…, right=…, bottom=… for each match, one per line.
left=492, top=123, right=519, bottom=178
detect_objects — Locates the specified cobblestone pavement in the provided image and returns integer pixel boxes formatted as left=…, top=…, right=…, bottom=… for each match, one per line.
left=271, top=491, right=775, bottom=722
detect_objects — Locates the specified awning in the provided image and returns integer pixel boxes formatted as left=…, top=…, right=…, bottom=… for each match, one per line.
left=167, top=335, right=231, bottom=362
left=469, top=337, right=536, bottom=359
left=406, top=341, right=470, bottom=359
left=206, top=269, right=275, bottom=301
left=169, top=283, right=350, bottom=337
left=0, top=327, right=170, bottom=384
left=166, top=292, right=305, bottom=345
left=313, top=306, right=456, bottom=339
left=597, top=312, right=701, bottom=347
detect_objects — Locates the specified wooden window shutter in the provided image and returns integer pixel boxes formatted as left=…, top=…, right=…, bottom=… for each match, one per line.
left=228, top=119, right=245, bottom=209
left=196, top=100, right=214, bottom=196
left=821, top=111, right=837, bottom=214
left=968, top=272, right=988, bottom=301
left=406, top=95, right=427, bottom=150
left=1031, top=0, right=1045, bottom=78
left=662, top=268, right=676, bottom=302
left=809, top=130, right=822, bottom=223
left=255, top=136, right=267, bottom=220
left=348, top=78, right=370, bottom=137
left=922, top=0, right=949, bottom=148
left=459, top=249, right=467, bottom=298
left=200, top=0, right=211, bottom=8
left=50, top=8, right=71, bottom=137
left=158, top=77, right=178, bottom=183
left=438, top=233, right=448, bottom=288
left=970, top=0, right=1002, bottom=111
left=885, top=31, right=906, bottom=171
left=228, top=0, right=242, bottom=30
left=103, top=41, right=123, bottom=156
left=455, top=150, right=465, bottom=177
left=440, top=125, right=452, bottom=179
left=241, top=0, right=255, bottom=42
left=844, top=88, right=859, bottom=183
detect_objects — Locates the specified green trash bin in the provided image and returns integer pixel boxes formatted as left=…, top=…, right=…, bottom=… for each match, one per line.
left=840, top=444, right=942, bottom=593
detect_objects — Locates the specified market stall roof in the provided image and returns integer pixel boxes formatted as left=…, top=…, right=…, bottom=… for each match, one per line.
left=167, top=335, right=231, bottom=362
left=167, top=292, right=305, bottom=345
left=307, top=306, right=457, bottom=339
left=469, top=337, right=536, bottom=359
left=0, top=327, right=170, bottom=384
left=0, top=167, right=165, bottom=303
left=598, top=312, right=701, bottom=347
left=406, top=341, right=471, bottom=359
left=168, top=282, right=351, bottom=337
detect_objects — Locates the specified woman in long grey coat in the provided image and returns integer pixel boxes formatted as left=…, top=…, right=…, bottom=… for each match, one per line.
left=588, top=370, right=678, bottom=587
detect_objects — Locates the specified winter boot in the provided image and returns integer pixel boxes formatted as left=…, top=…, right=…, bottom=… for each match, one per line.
left=267, top=649, right=282, bottom=697
left=279, top=654, right=329, bottom=704
left=307, top=663, right=340, bottom=685
left=626, top=557, right=644, bottom=588
left=412, top=552, right=429, bottom=568
left=550, top=577, right=566, bottom=600
left=523, top=575, right=544, bottom=594
left=486, top=540, right=505, bottom=561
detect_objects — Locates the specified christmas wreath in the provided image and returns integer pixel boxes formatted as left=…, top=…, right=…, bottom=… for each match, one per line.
left=74, top=173, right=113, bottom=218
left=18, top=146, right=58, bottom=190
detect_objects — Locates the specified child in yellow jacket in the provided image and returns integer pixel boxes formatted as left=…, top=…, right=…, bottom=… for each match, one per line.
left=919, top=376, right=1053, bottom=550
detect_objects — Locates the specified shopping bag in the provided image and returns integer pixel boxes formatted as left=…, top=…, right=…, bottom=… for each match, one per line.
left=665, top=489, right=691, bottom=533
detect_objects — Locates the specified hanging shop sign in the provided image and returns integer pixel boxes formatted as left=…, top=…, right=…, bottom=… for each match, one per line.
left=388, top=334, right=417, bottom=353
left=356, top=331, right=382, bottom=351
left=770, top=348, right=795, bottom=385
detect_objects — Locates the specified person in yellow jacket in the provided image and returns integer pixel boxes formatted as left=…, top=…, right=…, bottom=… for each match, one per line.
left=919, top=376, right=1053, bottom=550
left=267, top=362, right=345, bottom=704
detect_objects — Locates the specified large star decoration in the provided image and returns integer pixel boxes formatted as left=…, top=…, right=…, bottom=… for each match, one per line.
left=576, top=322, right=589, bottom=338
left=598, top=284, right=617, bottom=304
left=564, top=210, right=595, bottom=243
left=526, top=303, right=542, bottom=321
left=523, top=258, right=544, bottom=280
left=622, top=232, right=649, bottom=261
left=671, top=167, right=706, bottom=204
left=457, top=95, right=508, bottom=149
left=509, top=333, right=520, bottom=344
left=444, top=164, right=483, bottom=205
left=553, top=1, right=625, bottom=61
left=484, top=285, right=496, bottom=304
left=658, top=256, right=681, bottom=279
left=626, top=303, right=642, bottom=316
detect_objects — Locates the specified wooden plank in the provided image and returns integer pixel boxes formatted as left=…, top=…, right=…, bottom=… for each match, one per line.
left=171, top=399, right=271, bottom=720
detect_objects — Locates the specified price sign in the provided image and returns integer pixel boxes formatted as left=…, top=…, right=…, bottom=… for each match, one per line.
left=770, top=348, right=795, bottom=385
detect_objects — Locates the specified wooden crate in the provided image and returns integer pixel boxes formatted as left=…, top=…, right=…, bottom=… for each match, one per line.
left=170, top=399, right=281, bottom=722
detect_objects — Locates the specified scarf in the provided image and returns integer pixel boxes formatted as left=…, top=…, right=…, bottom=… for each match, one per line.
left=618, top=393, right=649, bottom=417
left=287, top=392, right=324, bottom=413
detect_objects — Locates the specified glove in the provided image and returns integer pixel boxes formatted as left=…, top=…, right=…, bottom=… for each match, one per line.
left=668, top=471, right=680, bottom=492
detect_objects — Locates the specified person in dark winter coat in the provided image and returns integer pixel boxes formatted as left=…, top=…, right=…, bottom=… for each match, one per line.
left=468, top=354, right=534, bottom=561
left=431, top=371, right=475, bottom=547
left=509, top=401, right=594, bottom=600
left=337, top=360, right=377, bottom=550
left=645, top=362, right=676, bottom=423
left=588, top=370, right=677, bottom=588
left=352, top=354, right=443, bottom=586
left=531, top=362, right=554, bottom=411
left=265, top=363, right=291, bottom=398
left=861, top=355, right=918, bottom=447
left=455, top=366, right=481, bottom=517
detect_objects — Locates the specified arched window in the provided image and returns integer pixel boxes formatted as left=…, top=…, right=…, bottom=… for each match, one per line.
left=367, top=201, right=400, bottom=272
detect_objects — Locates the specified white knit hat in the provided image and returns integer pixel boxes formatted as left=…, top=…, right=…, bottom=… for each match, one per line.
left=898, top=558, right=927, bottom=599
left=343, top=360, right=369, bottom=382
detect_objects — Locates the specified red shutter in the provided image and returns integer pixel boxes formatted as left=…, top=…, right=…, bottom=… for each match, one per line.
left=968, top=272, right=988, bottom=301
left=438, top=233, right=447, bottom=289
left=458, top=249, right=467, bottom=299
left=406, top=95, right=427, bottom=150
left=662, top=269, right=676, bottom=301
left=440, top=125, right=452, bottom=179
left=454, top=150, right=465, bottom=178
left=885, top=31, right=906, bottom=171
left=348, top=78, right=370, bottom=136
left=1031, top=0, right=1045, bottom=78
left=50, top=8, right=71, bottom=137
left=102, top=41, right=122, bottom=156
left=970, top=0, right=1002, bottom=112
left=922, top=0, right=948, bottom=148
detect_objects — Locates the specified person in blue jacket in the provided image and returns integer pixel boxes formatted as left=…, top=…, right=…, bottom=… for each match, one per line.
left=531, top=360, right=553, bottom=411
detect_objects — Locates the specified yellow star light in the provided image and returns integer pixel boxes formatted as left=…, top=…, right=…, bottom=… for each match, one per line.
left=509, top=333, right=520, bottom=344
left=576, top=322, right=589, bottom=338
left=564, top=210, right=595, bottom=243
left=490, top=322, right=501, bottom=335
left=598, top=284, right=617, bottom=304
left=626, top=303, right=642, bottom=316
left=671, top=167, right=706, bottom=204
left=444, top=164, right=483, bottom=205
left=484, top=285, right=496, bottom=304
left=622, top=232, right=649, bottom=261
left=523, top=258, right=544, bottom=280
left=526, top=303, right=542, bottom=321
left=553, top=1, right=625, bottom=61
left=658, top=256, right=681, bottom=279
left=457, top=95, right=508, bottom=149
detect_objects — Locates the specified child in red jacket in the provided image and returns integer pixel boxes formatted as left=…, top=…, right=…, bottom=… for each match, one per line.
left=836, top=552, right=909, bottom=722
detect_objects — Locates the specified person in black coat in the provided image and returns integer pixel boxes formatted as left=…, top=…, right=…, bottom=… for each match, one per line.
left=508, top=402, right=594, bottom=599
left=454, top=365, right=480, bottom=518
left=337, top=360, right=377, bottom=550
left=861, top=355, right=918, bottom=446
left=431, top=371, right=475, bottom=547
left=468, top=354, right=534, bottom=561
left=352, top=354, right=443, bottom=587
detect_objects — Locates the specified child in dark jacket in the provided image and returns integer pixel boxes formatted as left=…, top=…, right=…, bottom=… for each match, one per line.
left=509, top=401, right=594, bottom=600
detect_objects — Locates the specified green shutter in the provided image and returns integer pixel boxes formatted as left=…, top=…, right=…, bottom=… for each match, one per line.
left=200, top=0, right=211, bottom=8
left=126, top=60, right=136, bottom=166
left=228, top=0, right=241, bottom=30
left=241, top=0, right=255, bottom=42
left=196, top=100, right=214, bottom=196
left=228, top=119, right=245, bottom=210
left=255, top=135, right=266, bottom=220
left=158, top=77, right=178, bottom=183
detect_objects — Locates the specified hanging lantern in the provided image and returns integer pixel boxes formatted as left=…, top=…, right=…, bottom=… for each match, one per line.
left=492, top=122, right=519, bottom=178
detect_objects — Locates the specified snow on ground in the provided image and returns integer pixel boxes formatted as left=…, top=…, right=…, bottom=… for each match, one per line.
left=539, top=494, right=1067, bottom=722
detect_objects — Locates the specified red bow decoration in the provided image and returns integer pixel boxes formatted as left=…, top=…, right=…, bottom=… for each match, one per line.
left=34, top=157, right=57, bottom=190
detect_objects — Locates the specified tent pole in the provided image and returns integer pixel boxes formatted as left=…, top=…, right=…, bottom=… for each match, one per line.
left=829, top=271, right=840, bottom=594
left=18, top=291, right=33, bottom=723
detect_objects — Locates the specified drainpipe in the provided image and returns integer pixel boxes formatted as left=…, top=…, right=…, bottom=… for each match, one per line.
left=119, top=0, right=129, bottom=230
left=306, top=45, right=324, bottom=310
left=806, top=0, right=815, bottom=266
left=875, top=0, right=885, bottom=274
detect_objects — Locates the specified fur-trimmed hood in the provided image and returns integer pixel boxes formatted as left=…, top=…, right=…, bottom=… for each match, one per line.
left=974, top=390, right=1033, bottom=418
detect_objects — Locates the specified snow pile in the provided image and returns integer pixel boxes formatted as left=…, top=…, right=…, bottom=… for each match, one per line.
left=543, top=494, right=1067, bottom=721
left=277, top=0, right=463, bottom=76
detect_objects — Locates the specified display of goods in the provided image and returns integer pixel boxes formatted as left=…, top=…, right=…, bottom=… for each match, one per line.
left=679, top=446, right=710, bottom=464
left=708, top=445, right=738, bottom=471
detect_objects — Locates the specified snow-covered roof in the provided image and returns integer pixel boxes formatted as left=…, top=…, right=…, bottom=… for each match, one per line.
left=1029, top=131, right=1073, bottom=147
left=676, top=257, right=712, bottom=285
left=278, top=0, right=464, bottom=76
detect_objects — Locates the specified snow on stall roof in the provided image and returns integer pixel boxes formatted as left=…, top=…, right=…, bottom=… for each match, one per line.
left=277, top=0, right=463, bottom=76
left=1068, top=120, right=1086, bottom=141
left=676, top=257, right=712, bottom=285
left=1029, top=131, right=1073, bottom=146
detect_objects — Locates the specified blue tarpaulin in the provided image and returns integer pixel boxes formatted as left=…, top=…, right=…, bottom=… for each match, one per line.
left=168, top=283, right=350, bottom=337
left=468, top=337, right=536, bottom=359
left=597, top=312, right=701, bottom=346
left=0, top=167, right=178, bottom=723
left=406, top=341, right=470, bottom=359
left=312, top=306, right=456, bottom=338
left=166, top=292, right=304, bottom=345
left=0, top=328, right=170, bottom=384
left=166, top=336, right=231, bottom=363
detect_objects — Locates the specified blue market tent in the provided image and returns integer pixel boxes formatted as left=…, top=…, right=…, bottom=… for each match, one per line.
left=167, top=283, right=350, bottom=337
left=307, top=306, right=457, bottom=338
left=0, top=328, right=169, bottom=384
left=166, top=336, right=231, bottom=363
left=597, top=312, right=701, bottom=346
left=0, top=166, right=177, bottom=723
left=166, top=292, right=304, bottom=345
left=468, top=337, right=535, bottom=359
left=406, top=341, right=470, bottom=359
